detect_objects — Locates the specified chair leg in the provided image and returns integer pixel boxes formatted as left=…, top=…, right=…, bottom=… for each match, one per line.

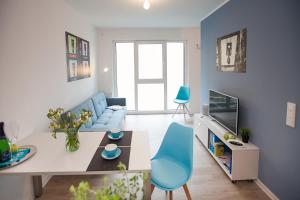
left=183, top=104, right=187, bottom=121
left=183, top=104, right=191, bottom=115
left=173, top=104, right=181, bottom=117
left=183, top=184, right=192, bottom=200
left=151, top=184, right=155, bottom=195
left=169, top=191, right=173, bottom=200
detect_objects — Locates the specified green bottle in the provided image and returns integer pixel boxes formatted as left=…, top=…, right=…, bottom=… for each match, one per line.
left=0, top=122, right=11, bottom=163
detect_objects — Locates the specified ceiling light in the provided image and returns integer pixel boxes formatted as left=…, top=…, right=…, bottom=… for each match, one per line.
left=143, top=0, right=150, bottom=10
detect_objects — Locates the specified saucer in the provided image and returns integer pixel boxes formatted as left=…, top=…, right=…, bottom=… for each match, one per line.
left=108, top=132, right=124, bottom=140
left=101, top=148, right=122, bottom=160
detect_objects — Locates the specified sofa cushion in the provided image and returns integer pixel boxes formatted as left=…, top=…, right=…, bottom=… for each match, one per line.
left=112, top=109, right=127, bottom=116
left=94, top=109, right=125, bottom=125
left=107, top=113, right=125, bottom=128
left=94, top=116, right=110, bottom=125
left=102, top=109, right=113, bottom=117
left=89, top=123, right=107, bottom=130
left=86, top=100, right=97, bottom=123
left=92, top=92, right=108, bottom=117
left=91, top=109, right=126, bottom=130
left=70, top=99, right=97, bottom=128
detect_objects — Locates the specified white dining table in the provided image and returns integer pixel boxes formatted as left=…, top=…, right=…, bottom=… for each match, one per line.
left=0, top=131, right=152, bottom=199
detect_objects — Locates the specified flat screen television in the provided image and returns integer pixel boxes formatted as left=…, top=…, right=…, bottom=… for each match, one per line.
left=208, top=90, right=239, bottom=135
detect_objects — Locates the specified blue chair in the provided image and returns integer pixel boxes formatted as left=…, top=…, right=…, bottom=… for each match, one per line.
left=173, top=86, right=191, bottom=117
left=151, top=122, right=193, bottom=200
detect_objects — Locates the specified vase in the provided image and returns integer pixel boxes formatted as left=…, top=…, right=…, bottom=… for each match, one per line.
left=65, top=128, right=80, bottom=152
left=242, top=135, right=249, bottom=143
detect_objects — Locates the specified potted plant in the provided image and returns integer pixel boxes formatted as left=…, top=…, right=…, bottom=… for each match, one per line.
left=47, top=108, right=92, bottom=152
left=239, top=128, right=250, bottom=143
left=70, top=162, right=147, bottom=200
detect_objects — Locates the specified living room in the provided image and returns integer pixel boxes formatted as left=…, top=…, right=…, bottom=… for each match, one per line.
left=0, top=0, right=299, bottom=200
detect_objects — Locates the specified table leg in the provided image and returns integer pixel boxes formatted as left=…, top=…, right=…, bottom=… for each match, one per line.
left=32, top=175, right=43, bottom=198
left=143, top=172, right=151, bottom=200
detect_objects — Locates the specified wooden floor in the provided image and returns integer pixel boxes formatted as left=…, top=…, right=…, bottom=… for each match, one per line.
left=38, top=114, right=270, bottom=200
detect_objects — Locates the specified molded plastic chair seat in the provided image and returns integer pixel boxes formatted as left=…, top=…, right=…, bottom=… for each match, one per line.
left=173, top=86, right=191, bottom=118
left=151, top=157, right=189, bottom=190
left=174, top=99, right=189, bottom=104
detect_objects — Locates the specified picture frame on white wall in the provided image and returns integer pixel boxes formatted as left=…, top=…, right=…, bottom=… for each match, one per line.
left=65, top=32, right=90, bottom=82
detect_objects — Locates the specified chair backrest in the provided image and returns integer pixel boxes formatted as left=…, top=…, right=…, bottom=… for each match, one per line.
left=176, top=86, right=190, bottom=101
left=154, top=122, right=193, bottom=176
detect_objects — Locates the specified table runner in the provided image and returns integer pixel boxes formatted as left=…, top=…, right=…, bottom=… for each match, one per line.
left=86, top=147, right=130, bottom=171
left=99, top=131, right=132, bottom=147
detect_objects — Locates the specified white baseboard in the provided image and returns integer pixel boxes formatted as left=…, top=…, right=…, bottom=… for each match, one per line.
left=255, top=179, right=279, bottom=200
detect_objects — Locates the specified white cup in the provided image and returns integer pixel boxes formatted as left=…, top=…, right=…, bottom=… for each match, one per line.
left=105, top=144, right=117, bottom=157
left=110, top=128, right=121, bottom=138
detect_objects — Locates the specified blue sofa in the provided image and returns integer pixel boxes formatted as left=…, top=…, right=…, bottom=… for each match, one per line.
left=69, top=92, right=127, bottom=132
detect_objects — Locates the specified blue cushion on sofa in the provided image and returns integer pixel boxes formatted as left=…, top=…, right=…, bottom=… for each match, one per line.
left=92, top=92, right=108, bottom=117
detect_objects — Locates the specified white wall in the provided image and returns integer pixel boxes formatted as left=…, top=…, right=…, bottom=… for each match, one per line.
left=0, top=0, right=98, bottom=199
left=97, top=28, right=201, bottom=113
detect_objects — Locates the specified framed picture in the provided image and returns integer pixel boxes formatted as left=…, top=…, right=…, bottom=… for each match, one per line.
left=67, top=35, right=77, bottom=54
left=216, top=28, right=247, bottom=72
left=68, top=59, right=78, bottom=78
left=65, top=32, right=90, bottom=82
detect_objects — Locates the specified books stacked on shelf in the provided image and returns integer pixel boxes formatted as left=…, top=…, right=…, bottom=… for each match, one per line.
left=218, top=154, right=232, bottom=173
left=209, top=131, right=222, bottom=153
left=208, top=129, right=232, bottom=173
left=214, top=142, right=224, bottom=156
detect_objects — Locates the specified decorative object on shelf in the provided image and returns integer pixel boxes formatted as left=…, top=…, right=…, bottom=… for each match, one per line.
left=223, top=133, right=236, bottom=140
left=229, top=140, right=243, bottom=146
left=223, top=133, right=229, bottom=140
left=240, top=128, right=250, bottom=143
left=202, top=104, right=209, bottom=116
left=47, top=108, right=92, bottom=152
left=216, top=28, right=247, bottom=73
left=65, top=32, right=91, bottom=82
left=70, top=162, right=147, bottom=200
left=0, top=145, right=37, bottom=170
left=214, top=142, right=224, bottom=156
left=0, top=122, right=11, bottom=163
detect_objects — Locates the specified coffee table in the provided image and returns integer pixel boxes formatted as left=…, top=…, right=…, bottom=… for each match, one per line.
left=0, top=131, right=151, bottom=199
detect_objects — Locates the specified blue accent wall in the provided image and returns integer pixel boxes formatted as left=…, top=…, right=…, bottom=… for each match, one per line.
left=201, top=0, right=300, bottom=199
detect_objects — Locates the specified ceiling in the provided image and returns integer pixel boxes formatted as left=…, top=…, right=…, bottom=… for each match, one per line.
left=65, top=0, right=228, bottom=28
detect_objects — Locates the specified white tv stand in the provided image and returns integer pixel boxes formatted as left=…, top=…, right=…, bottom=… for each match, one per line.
left=194, top=113, right=259, bottom=182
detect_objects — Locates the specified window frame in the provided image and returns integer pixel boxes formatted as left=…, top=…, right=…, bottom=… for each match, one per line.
left=113, top=40, right=187, bottom=114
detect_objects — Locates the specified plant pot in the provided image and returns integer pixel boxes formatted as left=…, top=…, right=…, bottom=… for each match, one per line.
left=242, top=135, right=249, bottom=143
left=65, top=129, right=80, bottom=152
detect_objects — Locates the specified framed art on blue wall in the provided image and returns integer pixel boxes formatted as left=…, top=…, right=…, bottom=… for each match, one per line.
left=65, top=32, right=91, bottom=82
left=216, top=28, right=247, bottom=73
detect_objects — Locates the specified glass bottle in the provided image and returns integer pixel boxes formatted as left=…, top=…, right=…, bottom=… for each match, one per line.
left=0, top=122, right=11, bottom=163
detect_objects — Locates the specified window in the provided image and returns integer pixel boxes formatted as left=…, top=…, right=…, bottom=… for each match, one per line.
left=115, top=41, right=185, bottom=113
